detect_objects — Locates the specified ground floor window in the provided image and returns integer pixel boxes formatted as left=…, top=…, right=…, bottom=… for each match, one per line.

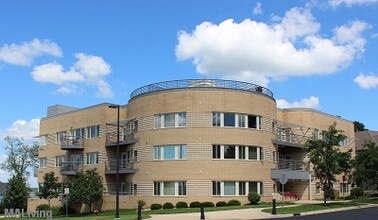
left=316, top=182, right=321, bottom=194
left=154, top=181, right=186, bottom=196
left=212, top=181, right=263, bottom=196
left=121, top=182, right=132, bottom=195
left=340, top=183, right=349, bottom=194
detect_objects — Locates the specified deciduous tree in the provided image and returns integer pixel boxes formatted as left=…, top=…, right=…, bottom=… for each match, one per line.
left=2, top=174, right=30, bottom=210
left=38, top=171, right=60, bottom=207
left=353, top=141, right=378, bottom=189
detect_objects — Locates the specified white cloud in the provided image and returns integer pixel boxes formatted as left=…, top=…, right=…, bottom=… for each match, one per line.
left=0, top=118, right=40, bottom=140
left=329, top=0, right=378, bottom=7
left=354, top=73, right=378, bottom=89
left=253, top=2, right=263, bottom=15
left=277, top=96, right=320, bottom=109
left=0, top=39, right=62, bottom=66
left=31, top=53, right=113, bottom=97
left=175, top=7, right=368, bottom=86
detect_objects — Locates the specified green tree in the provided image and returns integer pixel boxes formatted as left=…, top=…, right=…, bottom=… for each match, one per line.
left=38, top=171, right=60, bottom=207
left=0, top=136, right=38, bottom=177
left=305, top=123, right=351, bottom=205
left=2, top=174, right=30, bottom=210
left=67, top=168, right=104, bottom=212
left=353, top=141, right=378, bottom=189
left=353, top=121, right=367, bottom=132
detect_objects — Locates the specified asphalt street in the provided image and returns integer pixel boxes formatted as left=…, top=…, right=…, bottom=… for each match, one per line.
left=280, top=207, right=378, bottom=220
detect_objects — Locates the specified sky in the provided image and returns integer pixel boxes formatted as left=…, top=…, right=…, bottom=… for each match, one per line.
left=0, top=0, right=377, bottom=187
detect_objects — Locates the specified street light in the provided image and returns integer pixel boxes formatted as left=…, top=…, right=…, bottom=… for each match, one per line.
left=109, top=104, right=120, bottom=219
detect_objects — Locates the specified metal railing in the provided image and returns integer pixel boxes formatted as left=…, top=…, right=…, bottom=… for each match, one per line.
left=105, top=160, right=134, bottom=171
left=275, top=131, right=309, bottom=146
left=60, top=161, right=83, bottom=173
left=130, top=79, right=274, bottom=100
left=278, top=159, right=309, bottom=171
left=60, top=136, right=84, bottom=149
left=106, top=130, right=135, bottom=145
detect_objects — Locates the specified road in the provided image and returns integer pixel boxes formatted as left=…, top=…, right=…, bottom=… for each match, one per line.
left=281, top=207, right=378, bottom=220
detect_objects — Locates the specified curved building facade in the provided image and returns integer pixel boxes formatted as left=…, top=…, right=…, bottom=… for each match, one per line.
left=29, top=79, right=355, bottom=211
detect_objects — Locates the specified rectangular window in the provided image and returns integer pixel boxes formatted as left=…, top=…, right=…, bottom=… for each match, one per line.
left=224, top=145, right=236, bottom=159
left=212, top=145, right=221, bottom=159
left=239, top=182, right=246, bottom=195
left=248, top=115, right=261, bottom=129
left=121, top=182, right=132, bottom=195
left=224, top=182, right=236, bottom=195
left=134, top=150, right=138, bottom=162
left=133, top=184, right=138, bottom=195
left=154, top=115, right=162, bottom=128
left=224, top=113, right=235, bottom=127
left=237, top=114, right=246, bottom=128
left=86, top=125, right=100, bottom=139
left=178, top=113, right=187, bottom=127
left=249, top=182, right=263, bottom=194
left=86, top=152, right=99, bottom=164
left=340, top=183, right=349, bottom=194
left=239, top=146, right=245, bottom=159
left=154, top=145, right=187, bottom=160
left=39, top=158, right=47, bottom=168
left=212, top=181, right=221, bottom=196
left=154, top=181, right=186, bottom=196
left=339, top=136, right=348, bottom=147
left=55, top=156, right=64, bottom=167
left=316, top=182, right=321, bottom=194
left=212, top=112, right=221, bottom=126
left=164, top=114, right=175, bottom=127
left=72, top=128, right=85, bottom=139
left=40, top=135, right=47, bottom=146
left=248, top=147, right=258, bottom=160
left=56, top=131, right=66, bottom=143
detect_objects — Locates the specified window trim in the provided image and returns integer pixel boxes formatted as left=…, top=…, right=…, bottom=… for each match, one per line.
left=212, top=181, right=263, bottom=196
left=153, top=145, right=187, bottom=160
left=212, top=145, right=262, bottom=160
left=153, top=181, right=187, bottom=196
left=86, top=152, right=99, bottom=164
left=154, top=112, right=187, bottom=129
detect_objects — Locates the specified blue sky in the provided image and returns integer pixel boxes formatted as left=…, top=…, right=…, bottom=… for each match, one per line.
left=0, top=0, right=377, bottom=186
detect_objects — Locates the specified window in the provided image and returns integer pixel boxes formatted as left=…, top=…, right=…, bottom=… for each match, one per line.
left=212, top=181, right=221, bottom=196
left=212, top=112, right=261, bottom=129
left=134, top=150, right=138, bottom=162
left=56, top=131, right=66, bottom=143
left=224, top=145, right=236, bottom=159
left=224, top=113, right=235, bottom=127
left=71, top=128, right=85, bottom=139
left=340, top=183, right=349, bottom=194
left=121, top=182, right=132, bottom=195
left=154, top=181, right=186, bottom=196
left=40, top=135, right=47, bottom=146
left=86, top=152, right=99, bottom=164
left=55, top=156, right=65, bottom=167
left=39, top=158, right=47, bottom=168
left=154, top=113, right=187, bottom=128
left=316, top=182, right=321, bottom=194
left=212, top=181, right=263, bottom=196
left=154, top=145, right=187, bottom=160
left=339, top=136, right=348, bottom=147
left=133, top=184, right=138, bottom=195
left=212, top=113, right=221, bottom=126
left=87, top=125, right=100, bottom=139
left=213, top=145, right=262, bottom=160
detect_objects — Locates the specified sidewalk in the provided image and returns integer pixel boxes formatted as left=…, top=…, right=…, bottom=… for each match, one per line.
left=148, top=201, right=378, bottom=220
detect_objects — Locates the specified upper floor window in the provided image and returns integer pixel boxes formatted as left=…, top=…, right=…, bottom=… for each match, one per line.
left=40, top=135, right=47, bottom=146
left=39, top=158, right=47, bottom=168
left=87, top=125, right=100, bottom=139
left=71, top=128, right=85, bottom=139
left=154, top=145, right=186, bottom=160
left=154, top=113, right=187, bottom=128
left=213, top=145, right=262, bottom=160
left=55, top=156, right=64, bottom=167
left=339, top=136, right=348, bottom=147
left=86, top=152, right=99, bottom=164
left=212, top=113, right=261, bottom=129
left=56, top=131, right=66, bottom=143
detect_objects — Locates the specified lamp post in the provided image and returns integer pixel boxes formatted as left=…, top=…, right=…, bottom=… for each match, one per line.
left=109, top=104, right=120, bottom=219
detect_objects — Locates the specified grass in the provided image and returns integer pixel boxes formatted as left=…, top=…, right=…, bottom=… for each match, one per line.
left=262, top=201, right=362, bottom=214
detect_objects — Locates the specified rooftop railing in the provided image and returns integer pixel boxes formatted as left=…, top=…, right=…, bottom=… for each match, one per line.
left=130, top=79, right=274, bottom=100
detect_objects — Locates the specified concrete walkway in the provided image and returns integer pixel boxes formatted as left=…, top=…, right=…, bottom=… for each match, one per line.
left=148, top=200, right=378, bottom=220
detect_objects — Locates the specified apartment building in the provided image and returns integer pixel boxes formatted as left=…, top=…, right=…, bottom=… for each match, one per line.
left=28, top=79, right=355, bottom=211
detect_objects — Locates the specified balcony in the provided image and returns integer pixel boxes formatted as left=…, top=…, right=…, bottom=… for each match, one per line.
left=105, top=160, right=137, bottom=175
left=60, top=136, right=84, bottom=150
left=271, top=159, right=313, bottom=181
left=272, top=131, right=309, bottom=148
left=105, top=131, right=136, bottom=147
left=60, top=161, right=83, bottom=175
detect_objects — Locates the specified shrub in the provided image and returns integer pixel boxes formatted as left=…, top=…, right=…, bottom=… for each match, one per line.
left=227, top=199, right=241, bottom=206
left=216, top=201, right=228, bottom=207
left=176, top=201, right=188, bottom=209
left=162, top=202, right=174, bottom=209
left=189, top=201, right=201, bottom=208
left=36, top=204, right=50, bottom=211
left=150, top=203, right=162, bottom=210
left=201, top=201, right=215, bottom=207
left=351, top=187, right=364, bottom=199
left=60, top=205, right=77, bottom=215
left=50, top=206, right=62, bottom=216
left=284, top=192, right=299, bottom=200
left=248, top=192, right=261, bottom=205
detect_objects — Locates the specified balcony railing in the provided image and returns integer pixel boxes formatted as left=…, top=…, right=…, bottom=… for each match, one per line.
left=60, top=161, right=83, bottom=175
left=129, top=79, right=274, bottom=100
left=106, top=131, right=136, bottom=147
left=105, top=160, right=136, bottom=175
left=274, top=132, right=309, bottom=147
left=60, top=136, right=84, bottom=150
left=278, top=159, right=309, bottom=171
